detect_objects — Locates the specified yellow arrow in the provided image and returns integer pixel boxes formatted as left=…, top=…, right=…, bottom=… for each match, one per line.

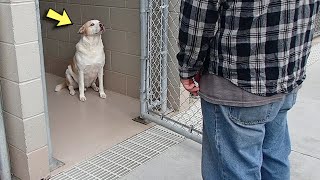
left=46, top=8, right=72, bottom=27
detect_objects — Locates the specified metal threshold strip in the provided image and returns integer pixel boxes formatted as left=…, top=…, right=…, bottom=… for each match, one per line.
left=51, top=126, right=185, bottom=180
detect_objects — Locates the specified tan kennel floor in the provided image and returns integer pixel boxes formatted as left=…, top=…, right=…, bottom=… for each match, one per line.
left=45, top=73, right=153, bottom=175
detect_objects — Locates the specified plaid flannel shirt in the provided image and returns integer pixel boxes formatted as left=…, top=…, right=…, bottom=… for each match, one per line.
left=177, top=0, right=320, bottom=96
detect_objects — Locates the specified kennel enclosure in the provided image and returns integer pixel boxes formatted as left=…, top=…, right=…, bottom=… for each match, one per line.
left=1, top=0, right=320, bottom=179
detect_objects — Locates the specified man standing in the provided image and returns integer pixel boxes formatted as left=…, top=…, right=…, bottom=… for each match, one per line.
left=177, top=0, right=319, bottom=179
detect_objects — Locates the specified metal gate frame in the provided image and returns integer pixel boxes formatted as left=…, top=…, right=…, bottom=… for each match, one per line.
left=35, top=0, right=65, bottom=172
left=140, top=0, right=202, bottom=144
left=0, top=83, right=12, bottom=180
left=139, top=1, right=320, bottom=145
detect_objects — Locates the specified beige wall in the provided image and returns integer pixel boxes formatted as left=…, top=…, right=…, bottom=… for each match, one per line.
left=40, top=0, right=189, bottom=110
left=166, top=0, right=191, bottom=111
left=0, top=0, right=50, bottom=179
left=40, top=0, right=141, bottom=99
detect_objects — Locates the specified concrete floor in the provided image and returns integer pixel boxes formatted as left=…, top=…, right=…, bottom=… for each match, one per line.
left=120, top=140, right=202, bottom=180
left=121, top=45, right=320, bottom=179
left=45, top=74, right=153, bottom=175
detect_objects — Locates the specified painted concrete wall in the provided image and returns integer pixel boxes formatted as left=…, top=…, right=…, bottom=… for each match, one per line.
left=0, top=0, right=50, bottom=179
left=40, top=0, right=141, bottom=99
left=39, top=0, right=190, bottom=112
left=167, top=0, right=190, bottom=111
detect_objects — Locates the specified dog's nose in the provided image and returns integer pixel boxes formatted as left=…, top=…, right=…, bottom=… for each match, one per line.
left=99, top=23, right=103, bottom=28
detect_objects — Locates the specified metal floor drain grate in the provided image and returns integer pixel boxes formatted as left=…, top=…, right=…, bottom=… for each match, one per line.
left=50, top=126, right=185, bottom=180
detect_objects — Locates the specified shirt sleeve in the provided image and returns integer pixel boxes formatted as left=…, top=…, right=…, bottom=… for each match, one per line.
left=177, top=0, right=220, bottom=79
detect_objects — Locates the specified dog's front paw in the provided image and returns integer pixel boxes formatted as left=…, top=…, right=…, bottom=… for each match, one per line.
left=100, top=92, right=107, bottom=99
left=79, top=95, right=87, bottom=102
left=92, top=86, right=99, bottom=92
left=70, top=90, right=76, bottom=96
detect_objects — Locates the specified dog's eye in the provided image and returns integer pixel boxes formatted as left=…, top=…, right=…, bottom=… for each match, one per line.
left=90, top=23, right=95, bottom=26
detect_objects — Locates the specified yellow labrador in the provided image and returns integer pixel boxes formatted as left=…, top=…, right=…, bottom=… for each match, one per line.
left=55, top=20, right=106, bottom=101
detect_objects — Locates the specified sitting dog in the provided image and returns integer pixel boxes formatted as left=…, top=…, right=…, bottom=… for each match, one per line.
left=55, top=20, right=106, bottom=101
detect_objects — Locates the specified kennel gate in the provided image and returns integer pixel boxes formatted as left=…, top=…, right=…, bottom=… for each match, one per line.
left=140, top=0, right=203, bottom=143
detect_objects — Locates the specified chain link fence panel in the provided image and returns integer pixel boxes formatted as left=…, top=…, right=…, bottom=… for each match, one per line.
left=141, top=1, right=320, bottom=143
left=144, top=0, right=203, bottom=141
left=315, top=12, right=320, bottom=37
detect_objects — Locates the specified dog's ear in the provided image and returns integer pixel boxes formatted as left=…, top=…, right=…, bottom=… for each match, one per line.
left=78, top=25, right=86, bottom=34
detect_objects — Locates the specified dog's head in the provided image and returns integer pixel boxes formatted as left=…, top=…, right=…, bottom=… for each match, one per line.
left=78, top=20, right=106, bottom=36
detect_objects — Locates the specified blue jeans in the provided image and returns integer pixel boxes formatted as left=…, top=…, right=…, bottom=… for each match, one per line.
left=201, top=92, right=298, bottom=180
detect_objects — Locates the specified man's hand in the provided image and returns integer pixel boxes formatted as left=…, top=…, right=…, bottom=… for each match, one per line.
left=181, top=73, right=201, bottom=96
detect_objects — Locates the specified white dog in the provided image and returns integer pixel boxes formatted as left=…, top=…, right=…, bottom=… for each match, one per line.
left=55, top=20, right=106, bottom=101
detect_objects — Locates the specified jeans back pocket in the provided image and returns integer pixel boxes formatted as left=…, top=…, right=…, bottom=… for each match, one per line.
left=228, top=103, right=275, bottom=125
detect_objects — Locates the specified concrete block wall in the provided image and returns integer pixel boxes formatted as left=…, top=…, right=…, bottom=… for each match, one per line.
left=39, top=0, right=141, bottom=99
left=0, top=0, right=50, bottom=179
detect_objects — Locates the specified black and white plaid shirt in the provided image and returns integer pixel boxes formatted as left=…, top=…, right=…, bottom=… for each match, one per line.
left=177, top=0, right=320, bottom=96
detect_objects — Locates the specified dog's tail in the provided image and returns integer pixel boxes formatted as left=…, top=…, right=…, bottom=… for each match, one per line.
left=55, top=82, right=67, bottom=92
